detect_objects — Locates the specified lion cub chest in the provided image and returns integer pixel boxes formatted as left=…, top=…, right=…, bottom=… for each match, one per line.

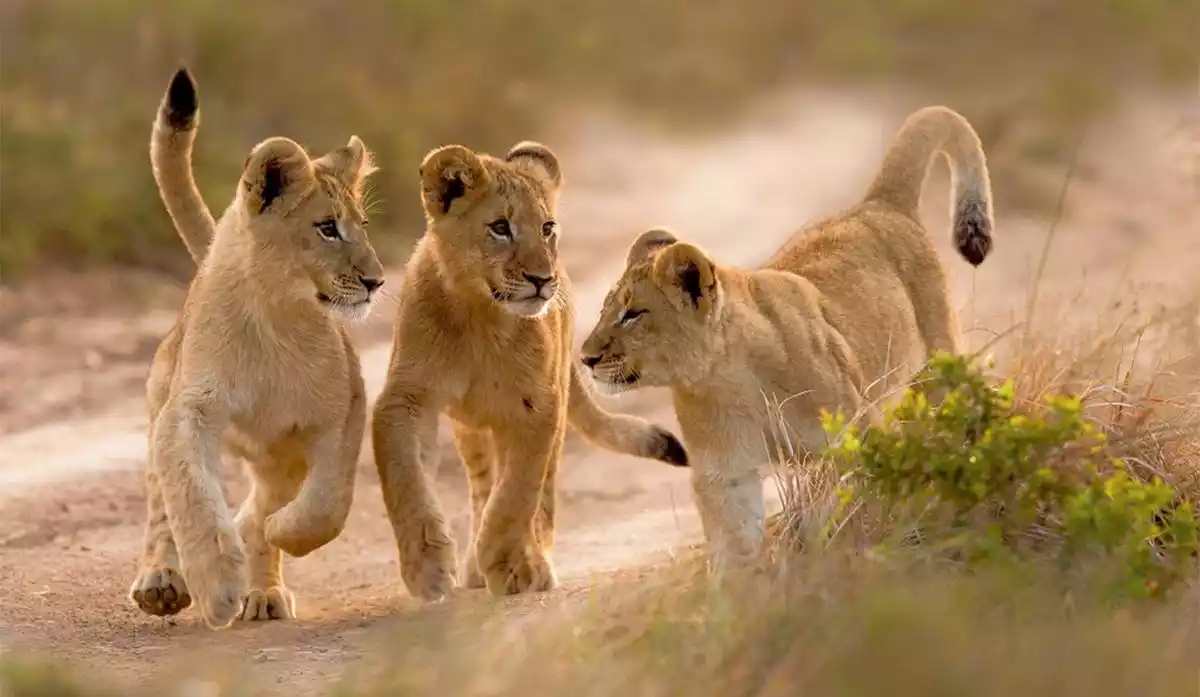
left=443, top=319, right=568, bottom=431
left=218, top=328, right=351, bottom=452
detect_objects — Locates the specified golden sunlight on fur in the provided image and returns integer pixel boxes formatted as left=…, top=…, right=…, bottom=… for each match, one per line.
left=580, top=106, right=994, bottom=571
left=371, top=141, right=688, bottom=601
left=128, top=68, right=385, bottom=629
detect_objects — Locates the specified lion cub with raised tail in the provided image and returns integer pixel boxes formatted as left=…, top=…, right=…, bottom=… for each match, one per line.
left=128, top=68, right=385, bottom=629
left=579, top=106, right=995, bottom=571
left=372, top=142, right=688, bottom=601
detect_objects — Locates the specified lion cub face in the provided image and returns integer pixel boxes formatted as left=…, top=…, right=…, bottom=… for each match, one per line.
left=580, top=229, right=721, bottom=394
left=238, top=135, right=385, bottom=321
left=419, top=142, right=564, bottom=317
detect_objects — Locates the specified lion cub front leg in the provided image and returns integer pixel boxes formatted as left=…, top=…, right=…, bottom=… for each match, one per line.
left=691, top=454, right=766, bottom=577
left=264, top=426, right=356, bottom=558
left=154, top=396, right=247, bottom=629
left=475, top=412, right=565, bottom=596
left=236, top=455, right=305, bottom=621
left=373, top=386, right=457, bottom=601
left=265, top=352, right=365, bottom=561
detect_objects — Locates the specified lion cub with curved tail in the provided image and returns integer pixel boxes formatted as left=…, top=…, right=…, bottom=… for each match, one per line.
left=372, top=142, right=688, bottom=600
left=128, top=68, right=385, bottom=629
left=580, top=106, right=995, bottom=570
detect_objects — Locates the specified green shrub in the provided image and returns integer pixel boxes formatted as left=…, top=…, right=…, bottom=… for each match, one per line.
left=821, top=353, right=1199, bottom=600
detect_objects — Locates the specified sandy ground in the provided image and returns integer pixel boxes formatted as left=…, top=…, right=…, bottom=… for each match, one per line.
left=0, top=87, right=1195, bottom=694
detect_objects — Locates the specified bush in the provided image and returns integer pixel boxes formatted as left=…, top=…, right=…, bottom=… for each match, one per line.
left=821, top=352, right=1199, bottom=600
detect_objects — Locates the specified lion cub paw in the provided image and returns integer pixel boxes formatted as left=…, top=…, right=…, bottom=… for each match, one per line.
left=460, top=549, right=487, bottom=589
left=483, top=547, right=557, bottom=596
left=240, top=586, right=296, bottom=621
left=193, top=573, right=247, bottom=630
left=130, top=566, right=192, bottom=617
left=187, top=530, right=249, bottom=629
left=400, top=528, right=457, bottom=602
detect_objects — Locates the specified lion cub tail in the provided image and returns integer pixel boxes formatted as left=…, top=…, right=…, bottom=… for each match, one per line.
left=567, top=366, right=689, bottom=467
left=863, top=106, right=994, bottom=266
left=151, top=67, right=216, bottom=266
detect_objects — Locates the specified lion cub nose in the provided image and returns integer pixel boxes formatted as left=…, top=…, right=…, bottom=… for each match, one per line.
left=523, top=272, right=555, bottom=291
left=580, top=353, right=603, bottom=369
left=360, top=276, right=385, bottom=293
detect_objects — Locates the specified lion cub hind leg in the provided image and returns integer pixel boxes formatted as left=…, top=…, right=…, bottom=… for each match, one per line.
left=475, top=414, right=565, bottom=596
left=452, top=423, right=495, bottom=589
left=236, top=454, right=306, bottom=621
left=130, top=449, right=192, bottom=617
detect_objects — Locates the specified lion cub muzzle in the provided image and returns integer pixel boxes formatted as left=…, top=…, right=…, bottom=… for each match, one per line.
left=493, top=271, right=559, bottom=317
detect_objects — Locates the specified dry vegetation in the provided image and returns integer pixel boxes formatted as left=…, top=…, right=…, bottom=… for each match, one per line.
left=0, top=0, right=1193, bottom=278
left=5, top=295, right=1200, bottom=697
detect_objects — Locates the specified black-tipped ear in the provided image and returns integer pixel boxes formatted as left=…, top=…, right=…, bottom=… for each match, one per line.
left=161, top=67, right=198, bottom=131
left=625, top=228, right=679, bottom=267
left=506, top=141, right=562, bottom=189
left=259, top=161, right=285, bottom=214
left=652, top=242, right=718, bottom=314
left=420, top=145, right=489, bottom=219
left=680, top=264, right=704, bottom=305
left=241, top=137, right=313, bottom=216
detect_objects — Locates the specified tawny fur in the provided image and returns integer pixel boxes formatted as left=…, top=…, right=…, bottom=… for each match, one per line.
left=372, top=141, right=688, bottom=601
left=129, top=68, right=385, bottom=629
left=580, top=106, right=994, bottom=570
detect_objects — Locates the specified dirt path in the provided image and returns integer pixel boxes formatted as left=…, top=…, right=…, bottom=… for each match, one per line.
left=0, top=88, right=1195, bottom=694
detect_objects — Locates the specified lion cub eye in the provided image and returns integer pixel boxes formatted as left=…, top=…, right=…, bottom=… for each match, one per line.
left=618, top=308, right=647, bottom=327
left=542, top=221, right=557, bottom=238
left=488, top=219, right=513, bottom=239
left=315, top=219, right=342, bottom=241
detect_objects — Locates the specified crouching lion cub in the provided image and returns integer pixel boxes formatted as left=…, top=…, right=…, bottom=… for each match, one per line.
left=372, top=141, right=688, bottom=600
left=128, top=68, right=385, bottom=629
left=579, top=105, right=994, bottom=570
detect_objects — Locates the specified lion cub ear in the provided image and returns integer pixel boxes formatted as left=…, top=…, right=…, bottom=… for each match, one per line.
left=626, top=228, right=679, bottom=267
left=505, top=141, right=563, bottom=190
left=241, top=137, right=315, bottom=216
left=315, top=135, right=379, bottom=194
left=420, top=145, right=489, bottom=219
left=652, top=242, right=719, bottom=315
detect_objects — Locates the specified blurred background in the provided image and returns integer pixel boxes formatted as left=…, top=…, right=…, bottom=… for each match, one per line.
left=0, top=3, right=1197, bottom=693
left=1, top=0, right=1193, bottom=278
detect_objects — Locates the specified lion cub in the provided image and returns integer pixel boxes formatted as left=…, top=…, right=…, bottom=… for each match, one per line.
left=580, top=106, right=995, bottom=570
left=128, top=68, right=384, bottom=629
left=372, top=142, right=688, bottom=600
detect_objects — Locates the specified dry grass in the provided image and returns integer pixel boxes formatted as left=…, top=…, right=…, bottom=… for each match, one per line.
left=5, top=295, right=1200, bottom=696
left=341, top=297, right=1200, bottom=697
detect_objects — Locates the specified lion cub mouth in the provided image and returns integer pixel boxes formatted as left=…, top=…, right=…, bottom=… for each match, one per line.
left=316, top=291, right=372, bottom=321
left=490, top=286, right=552, bottom=318
left=589, top=368, right=641, bottom=395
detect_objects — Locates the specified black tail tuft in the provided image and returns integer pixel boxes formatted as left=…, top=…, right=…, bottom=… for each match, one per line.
left=162, top=67, right=199, bottom=130
left=953, top=195, right=992, bottom=266
left=654, top=427, right=690, bottom=467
